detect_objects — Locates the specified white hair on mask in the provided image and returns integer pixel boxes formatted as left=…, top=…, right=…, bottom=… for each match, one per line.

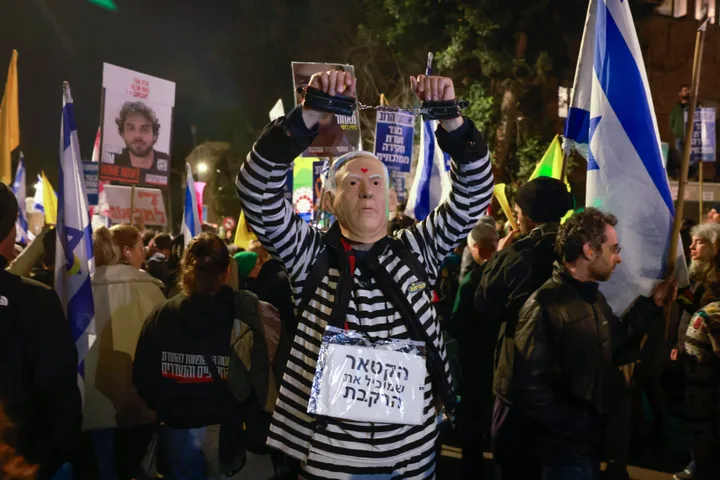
left=324, top=151, right=390, bottom=193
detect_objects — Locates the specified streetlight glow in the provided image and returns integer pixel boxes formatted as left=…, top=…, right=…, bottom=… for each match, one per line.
left=197, top=162, right=209, bottom=174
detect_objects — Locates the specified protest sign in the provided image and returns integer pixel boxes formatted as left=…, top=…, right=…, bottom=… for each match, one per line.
left=99, top=63, right=175, bottom=187
left=374, top=110, right=414, bottom=173
left=293, top=157, right=316, bottom=223
left=82, top=161, right=99, bottom=206
left=691, top=107, right=716, bottom=164
left=292, top=62, right=361, bottom=157
left=310, top=343, right=426, bottom=425
left=98, top=184, right=167, bottom=226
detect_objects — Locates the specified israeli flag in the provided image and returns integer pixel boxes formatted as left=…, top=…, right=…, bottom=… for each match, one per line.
left=182, top=162, right=201, bottom=248
left=405, top=118, right=452, bottom=221
left=564, top=0, right=688, bottom=315
left=405, top=57, right=452, bottom=221
left=32, top=174, right=45, bottom=214
left=11, top=152, right=27, bottom=243
left=55, top=82, right=96, bottom=384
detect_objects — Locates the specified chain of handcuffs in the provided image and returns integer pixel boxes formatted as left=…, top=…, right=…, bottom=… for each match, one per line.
left=298, top=85, right=470, bottom=120
left=355, top=99, right=470, bottom=117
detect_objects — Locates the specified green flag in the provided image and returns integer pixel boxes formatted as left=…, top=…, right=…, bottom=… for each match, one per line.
left=529, top=135, right=566, bottom=182
left=529, top=135, right=575, bottom=223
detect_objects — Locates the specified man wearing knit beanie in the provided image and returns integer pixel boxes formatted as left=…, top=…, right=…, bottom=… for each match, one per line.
left=513, top=177, right=574, bottom=235
left=474, top=176, right=574, bottom=479
left=0, top=182, right=81, bottom=479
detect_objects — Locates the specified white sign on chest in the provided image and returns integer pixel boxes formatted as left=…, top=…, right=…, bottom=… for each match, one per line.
left=311, top=343, right=427, bottom=425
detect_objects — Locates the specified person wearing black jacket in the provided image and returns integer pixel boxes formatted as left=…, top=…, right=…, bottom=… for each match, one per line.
left=473, top=177, right=573, bottom=478
left=448, top=219, right=498, bottom=479
left=252, top=257, right=296, bottom=340
left=508, top=208, right=676, bottom=479
left=0, top=183, right=81, bottom=479
left=146, top=233, right=177, bottom=296
left=134, top=233, right=246, bottom=479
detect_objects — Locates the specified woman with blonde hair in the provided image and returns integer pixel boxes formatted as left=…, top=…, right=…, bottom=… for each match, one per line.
left=78, top=224, right=166, bottom=480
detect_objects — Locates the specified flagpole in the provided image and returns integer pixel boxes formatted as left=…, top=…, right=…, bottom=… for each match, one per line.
left=665, top=17, right=709, bottom=339
left=560, top=138, right=569, bottom=182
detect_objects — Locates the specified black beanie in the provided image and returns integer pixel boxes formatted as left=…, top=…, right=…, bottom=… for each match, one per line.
left=0, top=182, right=18, bottom=241
left=515, top=177, right=574, bottom=223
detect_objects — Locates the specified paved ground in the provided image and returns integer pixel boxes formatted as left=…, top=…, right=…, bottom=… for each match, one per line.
left=438, top=446, right=676, bottom=479
left=237, top=374, right=691, bottom=479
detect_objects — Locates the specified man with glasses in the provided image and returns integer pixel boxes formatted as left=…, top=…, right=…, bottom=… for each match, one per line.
left=502, top=208, right=677, bottom=479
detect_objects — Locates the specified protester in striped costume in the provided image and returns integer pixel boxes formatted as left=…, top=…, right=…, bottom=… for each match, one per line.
left=236, top=70, right=492, bottom=478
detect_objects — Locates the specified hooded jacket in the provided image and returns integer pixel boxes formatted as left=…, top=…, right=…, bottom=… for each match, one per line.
left=474, top=224, right=560, bottom=403
left=84, top=264, right=166, bottom=430
left=133, top=286, right=238, bottom=429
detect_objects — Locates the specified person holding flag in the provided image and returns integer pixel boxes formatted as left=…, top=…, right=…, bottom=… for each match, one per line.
left=509, top=209, right=676, bottom=480
left=0, top=182, right=81, bottom=479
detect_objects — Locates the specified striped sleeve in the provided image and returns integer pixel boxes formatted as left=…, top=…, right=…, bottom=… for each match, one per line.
left=236, top=149, right=323, bottom=295
left=399, top=122, right=494, bottom=285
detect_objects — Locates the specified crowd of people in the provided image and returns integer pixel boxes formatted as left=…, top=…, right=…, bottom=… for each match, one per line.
left=0, top=70, right=718, bottom=480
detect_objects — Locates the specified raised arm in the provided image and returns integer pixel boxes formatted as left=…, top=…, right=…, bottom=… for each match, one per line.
left=235, top=107, right=323, bottom=291
left=398, top=75, right=493, bottom=284
left=236, top=71, right=359, bottom=297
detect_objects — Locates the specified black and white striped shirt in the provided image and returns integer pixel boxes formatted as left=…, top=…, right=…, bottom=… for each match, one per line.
left=236, top=110, right=492, bottom=478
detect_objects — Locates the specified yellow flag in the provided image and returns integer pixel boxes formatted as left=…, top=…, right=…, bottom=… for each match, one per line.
left=233, top=209, right=257, bottom=249
left=493, top=183, right=518, bottom=231
left=41, top=172, right=58, bottom=225
left=0, top=50, right=19, bottom=184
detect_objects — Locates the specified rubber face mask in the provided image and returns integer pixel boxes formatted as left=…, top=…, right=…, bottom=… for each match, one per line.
left=324, top=155, right=392, bottom=243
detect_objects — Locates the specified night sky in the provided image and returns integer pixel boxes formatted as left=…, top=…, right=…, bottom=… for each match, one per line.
left=0, top=0, right=352, bottom=190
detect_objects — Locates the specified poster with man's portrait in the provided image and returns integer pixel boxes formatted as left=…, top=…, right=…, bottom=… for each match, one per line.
left=99, top=63, right=176, bottom=188
left=292, top=62, right=361, bottom=158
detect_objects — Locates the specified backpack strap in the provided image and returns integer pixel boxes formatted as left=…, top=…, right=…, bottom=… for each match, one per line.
left=362, top=240, right=456, bottom=414
left=297, top=247, right=330, bottom=315
left=297, top=245, right=352, bottom=331
left=231, top=290, right=274, bottom=409
left=388, top=237, right=430, bottom=287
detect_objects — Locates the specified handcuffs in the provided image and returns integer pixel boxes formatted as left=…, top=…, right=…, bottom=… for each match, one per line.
left=298, top=86, right=469, bottom=121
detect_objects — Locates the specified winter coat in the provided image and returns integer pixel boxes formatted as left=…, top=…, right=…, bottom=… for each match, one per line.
left=0, top=257, right=80, bottom=479
left=510, top=263, right=660, bottom=460
left=133, top=286, right=237, bottom=428
left=84, top=264, right=166, bottom=430
left=474, top=223, right=560, bottom=403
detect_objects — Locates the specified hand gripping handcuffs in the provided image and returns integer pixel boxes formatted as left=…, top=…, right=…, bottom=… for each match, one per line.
left=298, top=86, right=469, bottom=121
